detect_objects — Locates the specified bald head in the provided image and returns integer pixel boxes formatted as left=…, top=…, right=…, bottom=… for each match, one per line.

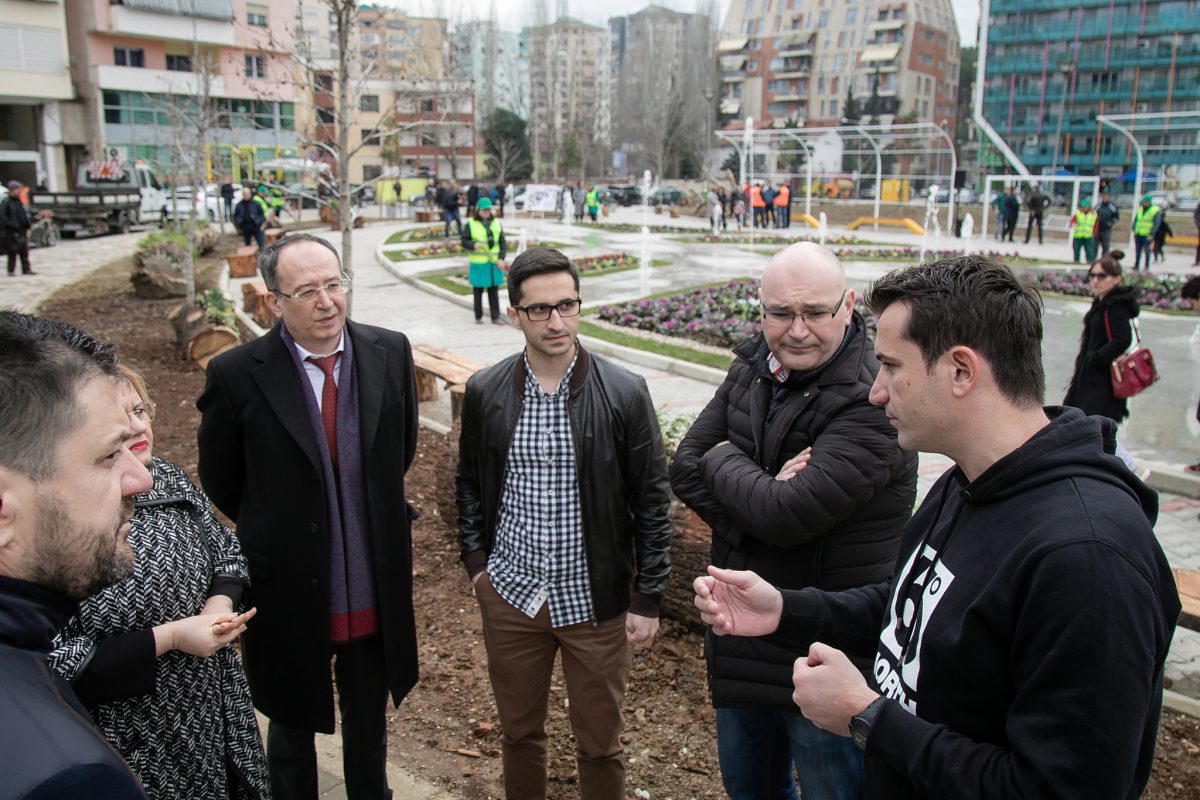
left=758, top=242, right=854, bottom=372
left=763, top=242, right=845, bottom=296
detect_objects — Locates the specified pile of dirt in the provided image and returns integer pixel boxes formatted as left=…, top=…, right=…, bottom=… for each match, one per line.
left=36, top=245, right=1200, bottom=799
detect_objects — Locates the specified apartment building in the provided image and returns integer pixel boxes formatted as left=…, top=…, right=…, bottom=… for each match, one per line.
left=453, top=20, right=528, bottom=124
left=981, top=0, right=1200, bottom=179
left=352, top=78, right=475, bottom=184
left=64, top=0, right=297, bottom=185
left=717, top=0, right=960, bottom=131
left=0, top=0, right=76, bottom=189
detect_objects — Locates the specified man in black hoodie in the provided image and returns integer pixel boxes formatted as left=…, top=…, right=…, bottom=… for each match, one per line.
left=0, top=311, right=153, bottom=798
left=694, top=255, right=1179, bottom=800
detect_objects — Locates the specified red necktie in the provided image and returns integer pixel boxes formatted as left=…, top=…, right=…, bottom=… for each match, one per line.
left=306, top=355, right=338, bottom=468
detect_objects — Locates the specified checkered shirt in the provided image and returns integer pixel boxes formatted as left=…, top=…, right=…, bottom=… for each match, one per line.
left=487, top=350, right=593, bottom=628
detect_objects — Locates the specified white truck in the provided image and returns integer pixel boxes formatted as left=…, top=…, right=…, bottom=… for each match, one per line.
left=31, top=161, right=168, bottom=236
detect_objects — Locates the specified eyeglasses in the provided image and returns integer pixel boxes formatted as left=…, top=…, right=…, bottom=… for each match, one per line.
left=131, top=401, right=157, bottom=422
left=1087, top=272, right=1111, bottom=281
left=272, top=277, right=352, bottom=304
left=760, top=290, right=848, bottom=328
left=512, top=298, right=582, bottom=322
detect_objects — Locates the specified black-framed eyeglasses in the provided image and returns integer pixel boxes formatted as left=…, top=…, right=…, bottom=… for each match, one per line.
left=512, top=298, right=582, bottom=322
left=131, top=401, right=157, bottom=422
left=1087, top=272, right=1111, bottom=280
left=272, top=276, right=352, bottom=304
left=760, top=289, right=848, bottom=328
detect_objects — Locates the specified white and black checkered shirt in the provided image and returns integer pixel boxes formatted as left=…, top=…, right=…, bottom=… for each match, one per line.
left=487, top=350, right=592, bottom=628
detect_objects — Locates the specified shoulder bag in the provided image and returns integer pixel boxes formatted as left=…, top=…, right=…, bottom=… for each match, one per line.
left=1105, top=310, right=1159, bottom=399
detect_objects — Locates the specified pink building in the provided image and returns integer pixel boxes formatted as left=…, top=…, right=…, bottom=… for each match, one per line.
left=65, top=0, right=296, bottom=184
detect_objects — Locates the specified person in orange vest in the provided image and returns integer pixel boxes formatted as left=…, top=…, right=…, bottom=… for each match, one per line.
left=750, top=182, right=766, bottom=228
left=773, top=182, right=790, bottom=229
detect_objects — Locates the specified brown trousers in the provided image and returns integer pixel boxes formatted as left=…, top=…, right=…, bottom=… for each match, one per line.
left=476, top=574, right=630, bottom=800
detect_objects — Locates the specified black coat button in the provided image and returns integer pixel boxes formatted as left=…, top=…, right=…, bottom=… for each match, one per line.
left=310, top=523, right=319, bottom=533
left=310, top=578, right=318, bottom=589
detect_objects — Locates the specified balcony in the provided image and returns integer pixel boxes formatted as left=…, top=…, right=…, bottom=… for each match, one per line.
left=96, top=64, right=226, bottom=96
left=109, top=3, right=235, bottom=46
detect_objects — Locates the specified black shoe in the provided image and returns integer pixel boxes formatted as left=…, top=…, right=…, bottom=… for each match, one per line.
left=491, top=318, right=506, bottom=325
left=475, top=319, right=483, bottom=325
left=21, top=270, right=36, bottom=275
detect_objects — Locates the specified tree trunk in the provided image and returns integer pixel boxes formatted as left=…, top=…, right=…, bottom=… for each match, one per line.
left=661, top=504, right=711, bottom=634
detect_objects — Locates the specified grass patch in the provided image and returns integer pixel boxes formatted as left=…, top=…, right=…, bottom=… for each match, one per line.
left=420, top=274, right=477, bottom=296
left=578, top=320, right=733, bottom=371
left=385, top=248, right=461, bottom=262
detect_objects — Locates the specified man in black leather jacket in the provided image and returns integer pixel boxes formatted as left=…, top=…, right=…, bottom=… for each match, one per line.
left=456, top=247, right=672, bottom=800
left=670, top=242, right=915, bottom=800
left=0, top=311, right=152, bottom=799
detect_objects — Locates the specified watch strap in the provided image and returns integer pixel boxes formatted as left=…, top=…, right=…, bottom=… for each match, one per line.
left=849, top=696, right=887, bottom=751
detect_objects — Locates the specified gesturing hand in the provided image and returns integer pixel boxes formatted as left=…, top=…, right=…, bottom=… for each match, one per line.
left=792, top=642, right=880, bottom=735
left=692, top=566, right=783, bottom=637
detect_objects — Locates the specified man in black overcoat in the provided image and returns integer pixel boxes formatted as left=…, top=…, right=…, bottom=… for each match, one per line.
left=197, top=234, right=419, bottom=800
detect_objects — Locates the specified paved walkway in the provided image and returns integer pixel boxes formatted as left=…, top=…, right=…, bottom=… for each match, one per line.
left=14, top=215, right=1200, bottom=796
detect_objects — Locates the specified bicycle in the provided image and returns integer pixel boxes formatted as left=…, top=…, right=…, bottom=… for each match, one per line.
left=28, top=209, right=60, bottom=248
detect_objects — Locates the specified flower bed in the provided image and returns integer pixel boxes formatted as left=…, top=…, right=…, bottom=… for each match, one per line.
left=684, top=233, right=861, bottom=246
left=595, top=278, right=876, bottom=349
left=577, top=222, right=698, bottom=235
left=386, top=239, right=562, bottom=262
left=1024, top=270, right=1194, bottom=310
left=574, top=252, right=640, bottom=274
left=385, top=225, right=449, bottom=244
left=830, top=247, right=1027, bottom=263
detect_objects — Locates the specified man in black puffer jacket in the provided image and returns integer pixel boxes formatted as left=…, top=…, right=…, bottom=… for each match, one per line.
left=671, top=242, right=916, bottom=800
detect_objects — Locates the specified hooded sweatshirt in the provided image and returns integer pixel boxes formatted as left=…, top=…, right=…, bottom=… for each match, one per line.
left=775, top=407, right=1179, bottom=799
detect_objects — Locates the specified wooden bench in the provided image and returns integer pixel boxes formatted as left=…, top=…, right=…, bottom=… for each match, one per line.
left=845, top=216, right=926, bottom=235
left=227, top=245, right=258, bottom=278
left=264, top=227, right=285, bottom=245
left=412, top=345, right=484, bottom=420
left=240, top=280, right=274, bottom=329
left=1175, top=568, right=1200, bottom=632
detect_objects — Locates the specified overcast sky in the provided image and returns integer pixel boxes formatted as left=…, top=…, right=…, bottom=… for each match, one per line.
left=388, top=0, right=980, bottom=46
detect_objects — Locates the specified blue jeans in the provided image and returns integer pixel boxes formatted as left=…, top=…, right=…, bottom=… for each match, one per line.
left=443, top=208, right=461, bottom=238
left=716, top=707, right=863, bottom=800
left=1134, top=234, right=1151, bottom=271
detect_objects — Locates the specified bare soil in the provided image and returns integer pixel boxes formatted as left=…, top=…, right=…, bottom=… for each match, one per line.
left=36, top=235, right=1200, bottom=799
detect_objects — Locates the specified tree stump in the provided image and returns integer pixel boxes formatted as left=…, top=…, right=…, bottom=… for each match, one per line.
left=662, top=504, right=712, bottom=634
left=131, top=245, right=188, bottom=299
left=168, top=302, right=239, bottom=369
left=240, top=281, right=274, bottom=329
left=227, top=246, right=258, bottom=278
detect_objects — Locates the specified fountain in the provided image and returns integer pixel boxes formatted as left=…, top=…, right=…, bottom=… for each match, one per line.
left=505, top=183, right=515, bottom=219
left=639, top=169, right=655, bottom=298
left=919, top=184, right=943, bottom=264
left=818, top=211, right=828, bottom=248
left=515, top=227, right=527, bottom=257
left=562, top=188, right=574, bottom=226
left=961, top=213, right=974, bottom=256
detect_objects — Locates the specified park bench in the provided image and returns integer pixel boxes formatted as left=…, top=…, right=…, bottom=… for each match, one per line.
left=264, top=227, right=284, bottom=245
left=227, top=245, right=258, bottom=278
left=845, top=216, right=926, bottom=235
left=1175, top=568, right=1200, bottom=632
left=240, top=280, right=274, bottom=329
left=412, top=344, right=484, bottom=421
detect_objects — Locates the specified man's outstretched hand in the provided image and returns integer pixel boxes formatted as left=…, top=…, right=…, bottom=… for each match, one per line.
left=692, top=566, right=783, bottom=637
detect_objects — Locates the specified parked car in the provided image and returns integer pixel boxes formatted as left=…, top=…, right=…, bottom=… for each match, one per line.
left=163, top=184, right=221, bottom=222
left=1148, top=191, right=1177, bottom=210
left=649, top=187, right=684, bottom=206
left=859, top=184, right=877, bottom=200
left=349, top=183, right=375, bottom=205
left=956, top=187, right=979, bottom=204
left=286, top=182, right=321, bottom=209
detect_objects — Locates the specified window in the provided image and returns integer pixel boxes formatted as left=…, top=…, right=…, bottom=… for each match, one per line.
left=830, top=99, right=838, bottom=115
left=817, top=10, right=829, bottom=27
left=360, top=94, right=379, bottom=112
left=361, top=128, right=376, bottom=145
left=845, top=8, right=857, bottom=24
left=419, top=98, right=436, bottom=113
left=114, top=47, right=144, bottom=68
left=316, top=107, right=334, bottom=124
left=831, top=76, right=839, bottom=93
left=165, top=54, right=191, bottom=72
left=833, top=53, right=844, bottom=70
left=247, top=3, right=268, bottom=26
left=314, top=73, right=334, bottom=93
left=363, top=164, right=383, bottom=181
left=748, top=60, right=758, bottom=71
left=244, top=55, right=265, bottom=78
left=419, top=131, right=436, bottom=146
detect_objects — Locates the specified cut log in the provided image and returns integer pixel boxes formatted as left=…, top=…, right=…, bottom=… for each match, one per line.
left=131, top=248, right=187, bottom=299
left=240, top=280, right=274, bottom=329
left=661, top=505, right=711, bottom=634
left=227, top=246, right=258, bottom=278
left=263, top=228, right=284, bottom=245
left=169, top=301, right=239, bottom=367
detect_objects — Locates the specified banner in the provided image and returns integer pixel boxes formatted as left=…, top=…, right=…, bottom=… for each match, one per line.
left=521, top=184, right=560, bottom=213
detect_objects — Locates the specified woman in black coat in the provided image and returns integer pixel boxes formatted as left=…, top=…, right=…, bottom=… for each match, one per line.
left=1065, top=250, right=1139, bottom=424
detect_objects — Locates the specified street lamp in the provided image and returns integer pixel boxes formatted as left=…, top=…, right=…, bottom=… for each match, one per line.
left=1050, top=61, right=1074, bottom=174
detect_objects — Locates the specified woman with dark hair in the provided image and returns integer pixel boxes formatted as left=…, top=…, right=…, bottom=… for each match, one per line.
left=48, top=364, right=270, bottom=799
left=1065, top=250, right=1140, bottom=463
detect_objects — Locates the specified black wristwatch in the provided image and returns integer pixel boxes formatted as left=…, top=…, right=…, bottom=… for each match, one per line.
left=849, top=696, right=887, bottom=751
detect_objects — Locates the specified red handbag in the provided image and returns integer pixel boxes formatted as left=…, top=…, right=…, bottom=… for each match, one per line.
left=1104, top=310, right=1158, bottom=399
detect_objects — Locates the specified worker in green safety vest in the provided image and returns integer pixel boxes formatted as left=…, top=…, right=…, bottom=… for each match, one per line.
left=1069, top=196, right=1098, bottom=264
left=585, top=185, right=600, bottom=222
left=462, top=197, right=508, bottom=324
left=1132, top=194, right=1162, bottom=272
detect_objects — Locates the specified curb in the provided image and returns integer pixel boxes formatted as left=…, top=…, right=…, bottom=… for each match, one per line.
left=1164, top=688, right=1200, bottom=719
left=577, top=333, right=728, bottom=385
left=375, top=240, right=474, bottom=311
left=1142, top=460, right=1200, bottom=500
